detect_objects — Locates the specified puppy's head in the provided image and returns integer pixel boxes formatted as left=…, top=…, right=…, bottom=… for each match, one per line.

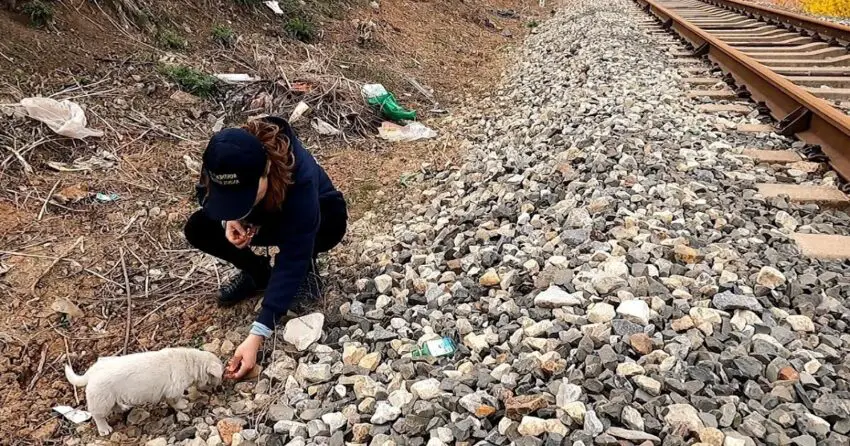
left=194, top=351, right=224, bottom=387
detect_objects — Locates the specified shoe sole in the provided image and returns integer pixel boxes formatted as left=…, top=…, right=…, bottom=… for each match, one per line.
left=217, top=288, right=266, bottom=308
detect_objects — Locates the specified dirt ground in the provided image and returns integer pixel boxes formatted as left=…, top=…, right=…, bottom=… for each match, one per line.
left=0, top=0, right=548, bottom=443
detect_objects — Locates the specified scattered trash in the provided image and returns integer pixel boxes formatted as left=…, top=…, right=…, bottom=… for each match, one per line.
left=212, top=116, right=225, bottom=132
left=411, top=337, right=457, bottom=358
left=0, top=261, right=10, bottom=276
left=46, top=151, right=117, bottom=172
left=290, top=82, right=314, bottom=93
left=225, top=53, right=373, bottom=137
left=496, top=9, right=519, bottom=18
left=95, top=193, right=120, bottom=203
left=311, top=118, right=342, bottom=136
left=289, top=101, right=310, bottom=123
left=20, top=97, right=104, bottom=139
left=407, top=78, right=434, bottom=101
left=215, top=73, right=260, bottom=83
left=378, top=121, right=437, bottom=142
left=53, top=406, right=91, bottom=423
left=51, top=297, right=84, bottom=318
left=264, top=0, right=284, bottom=15
left=362, top=84, right=416, bottom=121
left=53, top=183, right=91, bottom=204
left=183, top=154, right=201, bottom=174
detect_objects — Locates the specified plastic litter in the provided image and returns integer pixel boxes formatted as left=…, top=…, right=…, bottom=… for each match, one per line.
left=264, top=0, right=284, bottom=15
left=95, top=193, right=120, bottom=203
left=362, top=84, right=416, bottom=122
left=311, top=118, right=341, bottom=136
left=411, top=337, right=457, bottom=358
left=378, top=121, right=437, bottom=142
left=20, top=97, right=104, bottom=139
left=289, top=101, right=310, bottom=123
left=183, top=154, right=201, bottom=174
left=46, top=151, right=117, bottom=172
left=53, top=406, right=91, bottom=423
left=214, top=73, right=259, bottom=83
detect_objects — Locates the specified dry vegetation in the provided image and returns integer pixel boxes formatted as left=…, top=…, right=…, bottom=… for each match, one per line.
left=0, top=0, right=548, bottom=442
left=763, top=0, right=850, bottom=17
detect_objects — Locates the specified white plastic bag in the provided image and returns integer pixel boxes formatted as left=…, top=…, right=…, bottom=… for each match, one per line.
left=264, top=0, right=284, bottom=15
left=214, top=73, right=259, bottom=83
left=53, top=405, right=91, bottom=423
left=378, top=121, right=437, bottom=142
left=20, top=97, right=104, bottom=139
left=311, top=118, right=341, bottom=136
left=289, top=101, right=310, bottom=123
left=361, top=83, right=388, bottom=99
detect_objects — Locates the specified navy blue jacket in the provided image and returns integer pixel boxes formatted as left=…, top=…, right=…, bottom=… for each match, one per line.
left=199, top=117, right=343, bottom=329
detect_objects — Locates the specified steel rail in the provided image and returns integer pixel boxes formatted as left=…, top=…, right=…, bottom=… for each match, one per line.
left=702, top=0, right=850, bottom=46
left=635, top=0, right=850, bottom=181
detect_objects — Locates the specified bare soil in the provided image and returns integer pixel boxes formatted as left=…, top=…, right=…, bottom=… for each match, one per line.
left=0, top=0, right=547, bottom=442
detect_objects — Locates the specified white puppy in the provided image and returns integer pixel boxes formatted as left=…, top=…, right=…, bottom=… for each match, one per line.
left=65, top=347, right=223, bottom=436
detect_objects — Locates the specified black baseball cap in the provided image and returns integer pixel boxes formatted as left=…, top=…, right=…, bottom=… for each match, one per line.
left=202, top=128, right=268, bottom=221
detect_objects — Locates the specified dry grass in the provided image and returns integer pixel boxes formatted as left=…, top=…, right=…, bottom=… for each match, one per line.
left=766, top=0, right=850, bottom=17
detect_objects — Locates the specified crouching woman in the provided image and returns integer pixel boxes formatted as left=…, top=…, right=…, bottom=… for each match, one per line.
left=184, top=116, right=347, bottom=379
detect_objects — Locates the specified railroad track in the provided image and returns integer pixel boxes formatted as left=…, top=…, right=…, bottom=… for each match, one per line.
left=635, top=0, right=850, bottom=184
left=634, top=0, right=850, bottom=261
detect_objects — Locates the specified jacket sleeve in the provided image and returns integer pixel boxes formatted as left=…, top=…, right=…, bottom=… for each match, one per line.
left=255, top=182, right=319, bottom=330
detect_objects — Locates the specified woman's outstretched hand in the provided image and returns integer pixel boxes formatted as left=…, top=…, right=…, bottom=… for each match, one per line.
left=225, top=221, right=254, bottom=249
left=226, top=334, right=263, bottom=380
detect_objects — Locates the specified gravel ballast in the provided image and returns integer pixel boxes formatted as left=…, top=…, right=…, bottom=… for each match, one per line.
left=137, top=1, right=850, bottom=445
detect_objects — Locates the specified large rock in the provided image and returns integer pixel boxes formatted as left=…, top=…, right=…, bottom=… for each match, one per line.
left=617, top=300, right=650, bottom=325
left=517, top=416, right=568, bottom=436
left=534, top=285, right=583, bottom=307
left=283, top=313, right=324, bottom=351
left=712, top=291, right=762, bottom=312
left=664, top=404, right=704, bottom=433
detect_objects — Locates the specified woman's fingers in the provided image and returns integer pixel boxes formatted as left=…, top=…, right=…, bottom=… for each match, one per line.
left=233, top=358, right=254, bottom=379
left=226, top=353, right=241, bottom=373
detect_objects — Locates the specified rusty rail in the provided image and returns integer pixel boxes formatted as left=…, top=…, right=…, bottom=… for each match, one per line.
left=703, top=0, right=850, bottom=46
left=635, top=0, right=850, bottom=181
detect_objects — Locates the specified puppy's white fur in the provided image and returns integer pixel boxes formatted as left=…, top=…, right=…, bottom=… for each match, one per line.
left=65, top=347, right=223, bottom=436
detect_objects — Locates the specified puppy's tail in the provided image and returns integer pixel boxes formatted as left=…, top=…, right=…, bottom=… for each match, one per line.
left=64, top=364, right=88, bottom=387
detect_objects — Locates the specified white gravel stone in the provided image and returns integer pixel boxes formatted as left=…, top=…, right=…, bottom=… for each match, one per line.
left=616, top=300, right=650, bottom=325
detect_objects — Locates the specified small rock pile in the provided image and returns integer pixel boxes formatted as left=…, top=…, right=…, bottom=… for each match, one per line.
left=139, top=0, right=850, bottom=445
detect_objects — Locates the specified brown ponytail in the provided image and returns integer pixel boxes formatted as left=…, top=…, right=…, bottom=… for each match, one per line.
left=241, top=119, right=295, bottom=211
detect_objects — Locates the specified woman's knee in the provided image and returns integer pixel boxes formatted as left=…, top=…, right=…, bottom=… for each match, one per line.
left=184, top=210, right=217, bottom=248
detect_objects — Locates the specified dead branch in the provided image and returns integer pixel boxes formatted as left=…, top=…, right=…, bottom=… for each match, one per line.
left=37, top=179, right=61, bottom=221
left=119, top=248, right=132, bottom=354
left=29, top=236, right=84, bottom=297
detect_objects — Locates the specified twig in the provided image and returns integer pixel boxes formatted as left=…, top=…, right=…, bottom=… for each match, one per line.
left=29, top=236, right=84, bottom=296
left=2, top=143, right=34, bottom=174
left=38, top=180, right=61, bottom=221
left=0, top=249, right=121, bottom=286
left=61, top=334, right=80, bottom=404
left=26, top=345, right=48, bottom=392
left=119, top=248, right=132, bottom=354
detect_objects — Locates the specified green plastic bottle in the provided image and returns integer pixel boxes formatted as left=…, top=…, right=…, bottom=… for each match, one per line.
left=411, top=337, right=457, bottom=358
left=362, top=84, right=417, bottom=122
